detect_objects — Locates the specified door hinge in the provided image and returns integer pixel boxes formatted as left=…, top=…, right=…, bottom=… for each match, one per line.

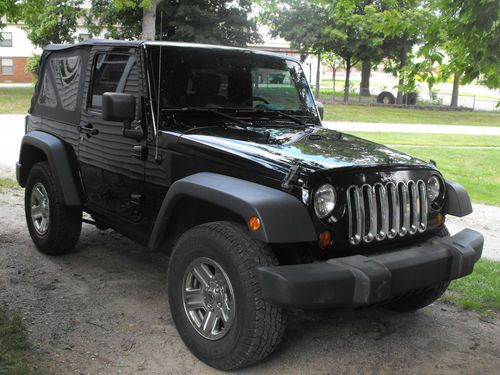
left=132, top=145, right=148, bottom=161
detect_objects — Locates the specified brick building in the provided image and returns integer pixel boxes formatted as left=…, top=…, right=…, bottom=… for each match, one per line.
left=0, top=20, right=93, bottom=83
left=0, top=23, right=41, bottom=83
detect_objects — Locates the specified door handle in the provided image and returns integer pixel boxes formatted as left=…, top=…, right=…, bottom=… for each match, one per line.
left=78, top=123, right=99, bottom=136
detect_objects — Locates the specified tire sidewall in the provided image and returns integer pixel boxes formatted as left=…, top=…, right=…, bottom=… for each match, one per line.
left=167, top=225, right=256, bottom=367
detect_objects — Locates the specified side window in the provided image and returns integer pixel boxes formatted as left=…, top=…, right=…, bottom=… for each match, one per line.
left=50, top=56, right=81, bottom=111
left=37, top=55, right=82, bottom=110
left=37, top=73, right=57, bottom=107
left=90, top=54, right=136, bottom=108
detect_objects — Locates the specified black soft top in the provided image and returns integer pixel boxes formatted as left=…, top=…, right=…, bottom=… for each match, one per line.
left=43, top=39, right=299, bottom=62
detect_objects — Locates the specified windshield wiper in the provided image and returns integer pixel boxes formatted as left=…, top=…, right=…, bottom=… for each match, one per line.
left=249, top=109, right=308, bottom=127
left=162, top=107, right=253, bottom=127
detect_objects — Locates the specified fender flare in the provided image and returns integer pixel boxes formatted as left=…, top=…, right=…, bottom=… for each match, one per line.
left=148, top=172, right=317, bottom=249
left=445, top=180, right=472, bottom=217
left=17, top=131, right=82, bottom=206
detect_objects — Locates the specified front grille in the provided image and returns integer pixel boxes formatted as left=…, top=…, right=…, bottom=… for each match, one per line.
left=346, top=180, right=428, bottom=245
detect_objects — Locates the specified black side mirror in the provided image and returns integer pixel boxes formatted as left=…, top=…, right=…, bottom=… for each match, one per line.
left=102, top=92, right=135, bottom=122
left=316, top=101, right=324, bottom=120
left=102, top=92, right=143, bottom=139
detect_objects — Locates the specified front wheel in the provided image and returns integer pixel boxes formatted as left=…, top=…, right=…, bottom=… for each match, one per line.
left=167, top=222, right=286, bottom=370
left=25, top=162, right=82, bottom=255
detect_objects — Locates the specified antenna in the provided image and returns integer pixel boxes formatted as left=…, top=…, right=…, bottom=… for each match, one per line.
left=154, top=11, right=164, bottom=163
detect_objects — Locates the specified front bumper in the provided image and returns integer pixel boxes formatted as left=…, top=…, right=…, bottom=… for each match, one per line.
left=257, top=229, right=483, bottom=308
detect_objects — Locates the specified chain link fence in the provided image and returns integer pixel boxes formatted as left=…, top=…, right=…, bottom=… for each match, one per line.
left=315, top=84, right=500, bottom=112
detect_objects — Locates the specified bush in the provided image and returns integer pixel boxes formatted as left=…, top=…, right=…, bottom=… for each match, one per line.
left=24, top=54, right=41, bottom=80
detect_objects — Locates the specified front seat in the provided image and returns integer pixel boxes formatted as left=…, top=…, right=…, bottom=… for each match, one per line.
left=185, top=73, right=227, bottom=107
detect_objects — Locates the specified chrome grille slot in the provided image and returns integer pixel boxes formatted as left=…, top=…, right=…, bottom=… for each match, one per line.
left=347, top=179, right=428, bottom=245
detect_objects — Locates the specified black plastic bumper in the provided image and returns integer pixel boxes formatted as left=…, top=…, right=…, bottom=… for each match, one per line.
left=257, top=229, right=483, bottom=308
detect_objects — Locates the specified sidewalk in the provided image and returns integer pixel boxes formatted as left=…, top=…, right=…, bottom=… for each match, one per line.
left=323, top=120, right=500, bottom=136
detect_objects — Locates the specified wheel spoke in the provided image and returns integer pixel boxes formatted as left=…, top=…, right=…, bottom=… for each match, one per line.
left=34, top=186, right=44, bottom=202
left=219, top=294, right=232, bottom=322
left=184, top=288, right=205, bottom=310
left=31, top=205, right=42, bottom=219
left=40, top=218, right=49, bottom=232
left=202, top=311, right=218, bottom=334
left=192, top=264, right=213, bottom=288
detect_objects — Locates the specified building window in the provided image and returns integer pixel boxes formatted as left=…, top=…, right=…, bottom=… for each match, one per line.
left=0, top=32, right=13, bottom=47
left=1, top=58, right=14, bottom=75
left=78, top=33, right=91, bottom=42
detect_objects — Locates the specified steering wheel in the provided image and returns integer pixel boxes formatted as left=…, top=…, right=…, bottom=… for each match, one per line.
left=241, top=96, right=270, bottom=106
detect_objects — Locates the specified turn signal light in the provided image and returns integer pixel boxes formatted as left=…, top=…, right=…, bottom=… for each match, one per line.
left=248, top=216, right=261, bottom=231
left=319, top=230, right=332, bottom=248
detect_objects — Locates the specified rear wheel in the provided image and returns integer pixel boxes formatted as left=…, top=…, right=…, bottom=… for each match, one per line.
left=167, top=221, right=286, bottom=370
left=383, top=226, right=450, bottom=312
left=25, top=162, right=82, bottom=255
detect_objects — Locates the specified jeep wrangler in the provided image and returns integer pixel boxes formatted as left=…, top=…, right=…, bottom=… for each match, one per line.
left=17, top=40, right=483, bottom=370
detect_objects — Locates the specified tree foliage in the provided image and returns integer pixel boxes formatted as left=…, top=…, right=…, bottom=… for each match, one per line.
left=85, top=0, right=142, bottom=40
left=86, top=0, right=261, bottom=46
left=156, top=0, right=261, bottom=46
left=432, top=0, right=499, bottom=89
left=20, top=0, right=83, bottom=48
left=260, top=0, right=386, bottom=101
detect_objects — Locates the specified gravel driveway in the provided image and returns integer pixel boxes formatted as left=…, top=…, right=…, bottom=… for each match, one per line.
left=1, top=190, right=499, bottom=374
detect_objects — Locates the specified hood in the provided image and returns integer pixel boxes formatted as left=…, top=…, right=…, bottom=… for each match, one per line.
left=179, top=126, right=431, bottom=175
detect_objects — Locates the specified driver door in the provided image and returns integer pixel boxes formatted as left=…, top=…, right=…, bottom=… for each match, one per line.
left=78, top=49, right=146, bottom=227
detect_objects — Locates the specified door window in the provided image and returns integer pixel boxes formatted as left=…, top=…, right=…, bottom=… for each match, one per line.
left=90, top=54, right=136, bottom=108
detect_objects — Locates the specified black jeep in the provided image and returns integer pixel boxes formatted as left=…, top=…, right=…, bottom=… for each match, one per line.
left=17, top=40, right=483, bottom=370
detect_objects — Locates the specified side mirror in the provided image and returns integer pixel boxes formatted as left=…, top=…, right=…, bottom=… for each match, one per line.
left=102, top=92, right=143, bottom=139
left=102, top=92, right=135, bottom=122
left=316, top=101, right=324, bottom=120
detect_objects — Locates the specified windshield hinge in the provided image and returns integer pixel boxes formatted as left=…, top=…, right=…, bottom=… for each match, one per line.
left=282, top=165, right=301, bottom=192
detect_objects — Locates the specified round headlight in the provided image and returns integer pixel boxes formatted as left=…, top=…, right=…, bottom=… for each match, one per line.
left=427, top=175, right=441, bottom=203
left=314, top=184, right=336, bottom=219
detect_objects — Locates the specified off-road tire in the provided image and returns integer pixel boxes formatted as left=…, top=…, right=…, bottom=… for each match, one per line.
left=167, top=221, right=287, bottom=370
left=25, top=162, right=82, bottom=255
left=383, top=226, right=451, bottom=312
left=402, top=92, right=418, bottom=105
left=376, top=91, right=396, bottom=104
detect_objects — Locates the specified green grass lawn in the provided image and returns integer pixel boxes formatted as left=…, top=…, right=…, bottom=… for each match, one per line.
left=397, top=147, right=499, bottom=205
left=0, top=178, right=20, bottom=192
left=0, top=87, right=33, bottom=114
left=442, top=259, right=500, bottom=316
left=0, top=306, right=47, bottom=374
left=350, top=132, right=500, bottom=147
left=348, top=132, right=500, bottom=205
left=324, top=103, right=500, bottom=126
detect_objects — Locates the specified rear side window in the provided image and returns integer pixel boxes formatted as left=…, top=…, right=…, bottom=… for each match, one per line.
left=48, top=56, right=81, bottom=111
left=38, top=73, right=57, bottom=108
left=32, top=49, right=89, bottom=123
left=90, top=54, right=136, bottom=108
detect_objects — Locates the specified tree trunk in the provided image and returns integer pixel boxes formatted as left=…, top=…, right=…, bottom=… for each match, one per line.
left=344, top=58, right=351, bottom=103
left=142, top=0, right=160, bottom=40
left=396, top=41, right=408, bottom=104
left=332, top=65, right=336, bottom=102
left=360, top=59, right=371, bottom=96
left=315, top=53, right=321, bottom=99
left=450, top=73, right=460, bottom=108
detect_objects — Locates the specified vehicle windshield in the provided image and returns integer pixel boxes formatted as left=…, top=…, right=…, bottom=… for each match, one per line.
left=149, top=45, right=320, bottom=127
